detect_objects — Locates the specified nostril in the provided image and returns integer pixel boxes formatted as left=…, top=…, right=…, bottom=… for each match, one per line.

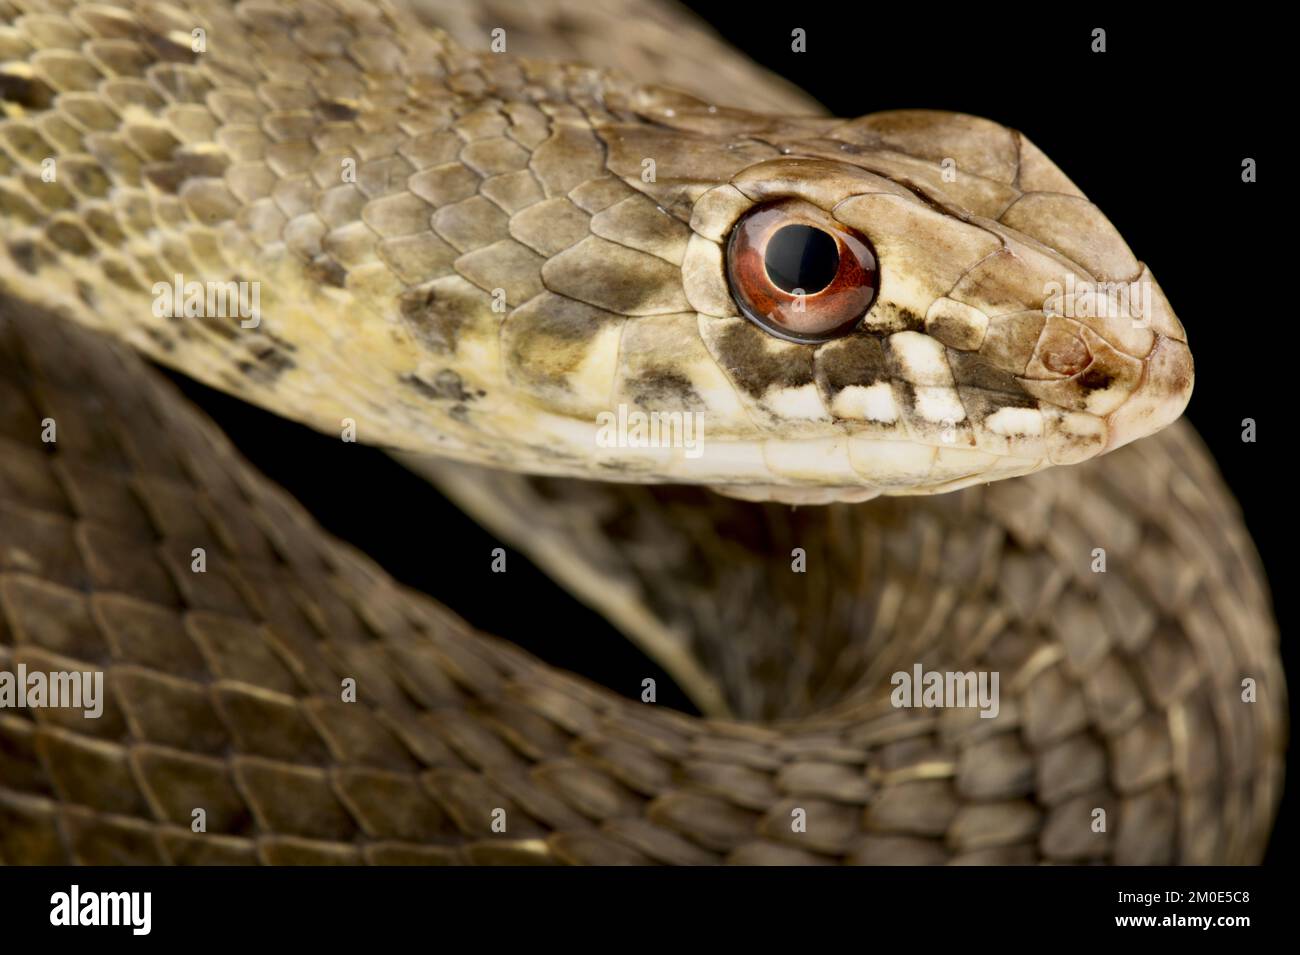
left=1036, top=325, right=1091, bottom=377
left=1042, top=336, right=1089, bottom=376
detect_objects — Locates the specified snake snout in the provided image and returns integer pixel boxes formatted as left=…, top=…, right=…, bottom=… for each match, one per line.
left=1012, top=262, right=1193, bottom=457
left=1104, top=334, right=1194, bottom=452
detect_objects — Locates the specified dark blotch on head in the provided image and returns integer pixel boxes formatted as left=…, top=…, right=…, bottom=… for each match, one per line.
left=713, top=321, right=814, bottom=397
left=815, top=335, right=890, bottom=395
left=865, top=301, right=924, bottom=334
left=1077, top=368, right=1113, bottom=392
left=626, top=370, right=704, bottom=412
left=947, top=350, right=1035, bottom=402
left=946, top=349, right=1036, bottom=423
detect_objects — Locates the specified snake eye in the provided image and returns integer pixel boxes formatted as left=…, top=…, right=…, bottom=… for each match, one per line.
left=726, top=199, right=878, bottom=344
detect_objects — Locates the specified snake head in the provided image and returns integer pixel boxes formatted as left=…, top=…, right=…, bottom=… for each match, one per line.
left=0, top=4, right=1190, bottom=507
left=516, top=102, right=1192, bottom=503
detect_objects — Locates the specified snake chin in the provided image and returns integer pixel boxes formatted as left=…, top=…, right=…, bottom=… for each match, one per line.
left=709, top=483, right=882, bottom=505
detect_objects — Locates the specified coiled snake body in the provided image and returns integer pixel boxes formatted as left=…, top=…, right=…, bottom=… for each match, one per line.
left=0, top=0, right=1285, bottom=864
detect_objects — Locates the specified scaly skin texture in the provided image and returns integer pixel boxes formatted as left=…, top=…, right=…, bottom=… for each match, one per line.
left=0, top=0, right=1286, bottom=863
left=1, top=0, right=1191, bottom=499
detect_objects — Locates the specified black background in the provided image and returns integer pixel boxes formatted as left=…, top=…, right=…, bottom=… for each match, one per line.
left=166, top=9, right=1290, bottom=862
left=679, top=6, right=1291, bottom=859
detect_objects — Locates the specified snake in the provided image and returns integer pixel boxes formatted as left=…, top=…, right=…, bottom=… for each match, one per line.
left=0, top=0, right=1285, bottom=866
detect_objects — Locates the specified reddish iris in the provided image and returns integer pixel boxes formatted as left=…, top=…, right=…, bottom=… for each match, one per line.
left=726, top=199, right=878, bottom=343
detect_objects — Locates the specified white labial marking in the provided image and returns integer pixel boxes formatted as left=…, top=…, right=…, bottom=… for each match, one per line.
left=830, top=381, right=898, bottom=422
left=689, top=373, right=750, bottom=420
left=888, top=331, right=954, bottom=386
left=983, top=406, right=1045, bottom=437
left=1044, top=408, right=1107, bottom=464
left=762, top=383, right=829, bottom=420
left=913, top=386, right=966, bottom=424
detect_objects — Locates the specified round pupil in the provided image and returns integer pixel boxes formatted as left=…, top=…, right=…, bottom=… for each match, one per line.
left=764, top=225, right=839, bottom=294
